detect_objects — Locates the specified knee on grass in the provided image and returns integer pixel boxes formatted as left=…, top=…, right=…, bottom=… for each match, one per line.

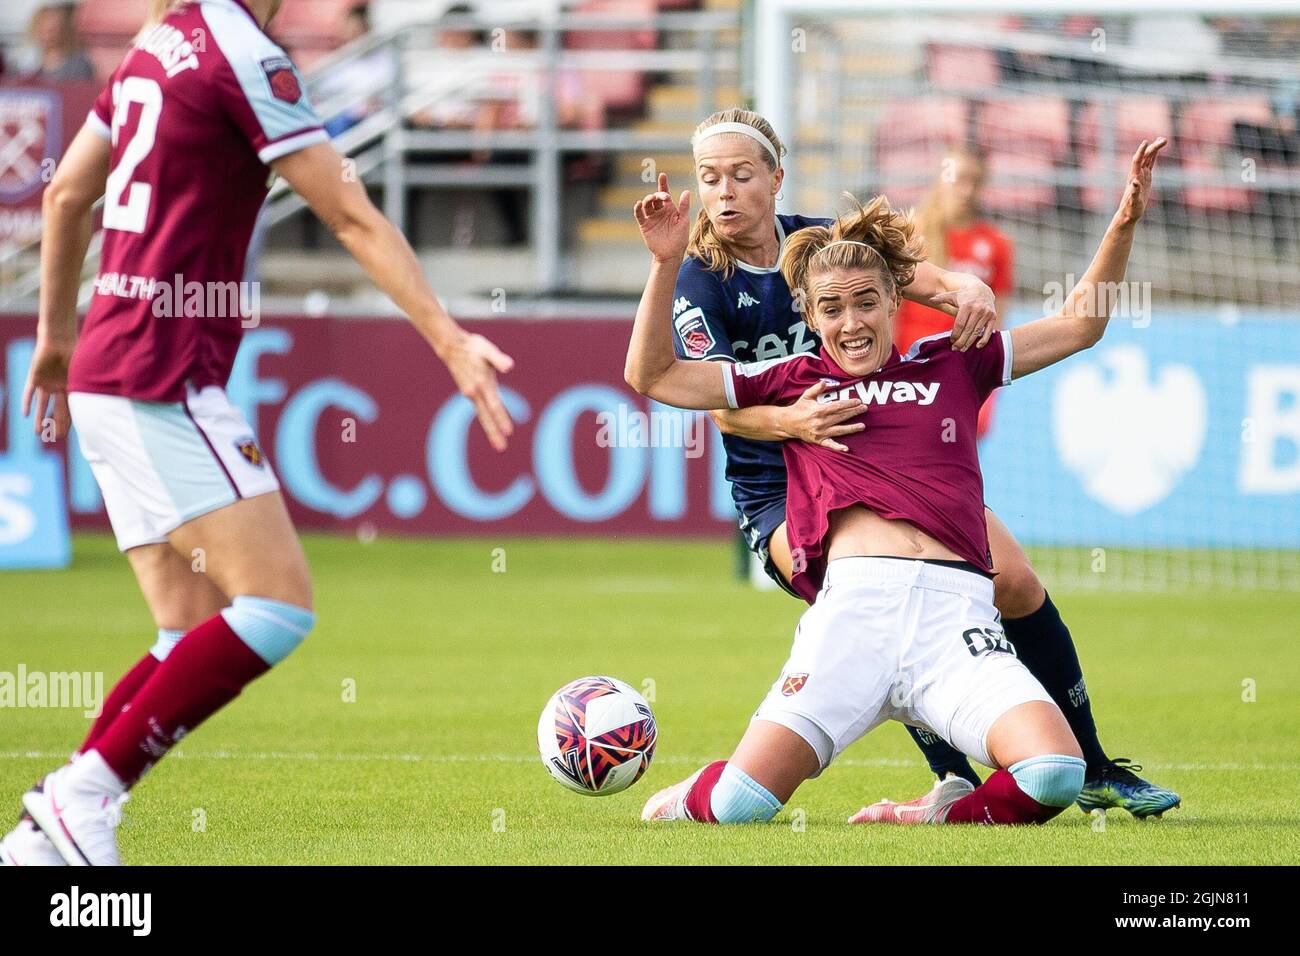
left=1010, top=754, right=1086, bottom=808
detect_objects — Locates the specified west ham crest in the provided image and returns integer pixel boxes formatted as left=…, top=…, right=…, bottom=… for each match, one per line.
left=0, top=89, right=61, bottom=204
left=235, top=438, right=265, bottom=467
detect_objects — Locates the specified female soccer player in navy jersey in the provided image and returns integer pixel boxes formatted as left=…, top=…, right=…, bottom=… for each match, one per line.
left=1, top=0, right=513, bottom=866
left=626, top=138, right=1166, bottom=826
left=670, top=108, right=1179, bottom=819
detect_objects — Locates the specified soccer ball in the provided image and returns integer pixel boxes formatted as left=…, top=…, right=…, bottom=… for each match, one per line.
left=537, top=676, right=657, bottom=796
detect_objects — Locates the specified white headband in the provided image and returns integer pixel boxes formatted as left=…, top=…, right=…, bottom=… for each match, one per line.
left=818, top=240, right=877, bottom=257
left=693, top=122, right=780, bottom=164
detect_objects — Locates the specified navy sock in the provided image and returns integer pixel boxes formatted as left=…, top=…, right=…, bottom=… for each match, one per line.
left=904, top=725, right=982, bottom=787
left=1003, top=591, right=1109, bottom=776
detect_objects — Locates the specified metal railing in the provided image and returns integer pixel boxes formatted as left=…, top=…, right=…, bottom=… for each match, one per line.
left=0, top=9, right=741, bottom=308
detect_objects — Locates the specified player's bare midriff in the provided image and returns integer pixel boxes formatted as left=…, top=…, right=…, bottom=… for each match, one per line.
left=824, top=506, right=964, bottom=565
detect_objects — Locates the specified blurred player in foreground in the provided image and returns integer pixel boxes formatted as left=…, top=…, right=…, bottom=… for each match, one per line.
left=2, top=0, right=513, bottom=866
left=670, top=108, right=1179, bottom=819
left=628, top=138, right=1167, bottom=826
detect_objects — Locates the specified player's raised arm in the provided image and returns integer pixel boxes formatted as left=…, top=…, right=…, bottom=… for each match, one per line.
left=271, top=142, right=515, bottom=451
left=22, top=125, right=112, bottom=440
left=1009, top=138, right=1166, bottom=379
left=625, top=174, right=731, bottom=410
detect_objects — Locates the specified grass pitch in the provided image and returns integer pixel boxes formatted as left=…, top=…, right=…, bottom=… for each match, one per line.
left=1, top=533, right=1297, bottom=865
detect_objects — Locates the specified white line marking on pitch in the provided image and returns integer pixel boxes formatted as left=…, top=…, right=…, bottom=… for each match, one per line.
left=1, top=751, right=1296, bottom=771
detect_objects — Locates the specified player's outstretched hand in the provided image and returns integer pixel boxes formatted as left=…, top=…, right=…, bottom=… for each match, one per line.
left=785, top=379, right=866, bottom=452
left=1115, top=137, right=1167, bottom=227
left=931, top=283, right=998, bottom=353
left=22, top=338, right=73, bottom=441
left=634, top=173, right=691, bottom=263
left=444, top=332, right=515, bottom=452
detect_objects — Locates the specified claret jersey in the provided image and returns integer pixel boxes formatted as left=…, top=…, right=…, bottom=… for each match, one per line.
left=68, top=0, right=327, bottom=402
left=722, top=331, right=1015, bottom=602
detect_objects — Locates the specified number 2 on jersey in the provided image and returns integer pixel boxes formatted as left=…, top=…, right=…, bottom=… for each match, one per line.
left=103, top=76, right=162, bottom=234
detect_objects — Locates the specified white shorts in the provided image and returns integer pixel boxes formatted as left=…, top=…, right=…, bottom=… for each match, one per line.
left=754, top=556, right=1054, bottom=771
left=69, top=385, right=280, bottom=552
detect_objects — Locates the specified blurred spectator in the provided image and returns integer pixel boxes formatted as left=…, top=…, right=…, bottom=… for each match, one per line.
left=895, top=149, right=1013, bottom=438
left=24, top=2, right=95, bottom=82
left=316, top=3, right=395, bottom=138
left=409, top=3, right=492, bottom=130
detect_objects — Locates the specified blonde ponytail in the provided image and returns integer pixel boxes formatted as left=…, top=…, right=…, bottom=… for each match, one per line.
left=780, top=193, right=925, bottom=316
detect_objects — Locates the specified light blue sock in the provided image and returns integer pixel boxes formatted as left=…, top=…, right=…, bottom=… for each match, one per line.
left=220, top=596, right=315, bottom=666
left=710, top=764, right=783, bottom=823
left=1010, top=754, right=1086, bottom=807
left=149, top=627, right=185, bottom=661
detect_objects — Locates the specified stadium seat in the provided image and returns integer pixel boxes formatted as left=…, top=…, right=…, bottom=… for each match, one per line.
left=1178, top=97, right=1274, bottom=158
left=1177, top=99, right=1274, bottom=213
left=1078, top=98, right=1174, bottom=210
left=563, top=0, right=656, bottom=115
left=926, top=44, right=1000, bottom=90
left=977, top=151, right=1056, bottom=213
left=976, top=96, right=1070, bottom=163
left=876, top=97, right=966, bottom=154
left=874, top=146, right=948, bottom=208
left=1180, top=153, right=1257, bottom=213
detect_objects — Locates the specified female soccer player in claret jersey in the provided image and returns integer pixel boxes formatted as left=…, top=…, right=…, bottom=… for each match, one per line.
left=1, top=0, right=514, bottom=867
left=626, top=138, right=1167, bottom=827
left=669, top=108, right=1179, bottom=820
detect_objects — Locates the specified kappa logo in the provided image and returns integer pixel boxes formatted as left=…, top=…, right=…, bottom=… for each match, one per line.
left=672, top=296, right=691, bottom=317
left=1053, top=346, right=1206, bottom=514
left=781, top=672, right=809, bottom=696
left=737, top=291, right=760, bottom=308
left=674, top=306, right=715, bottom=358
left=260, top=56, right=302, bottom=104
left=818, top=380, right=941, bottom=407
left=234, top=438, right=265, bottom=468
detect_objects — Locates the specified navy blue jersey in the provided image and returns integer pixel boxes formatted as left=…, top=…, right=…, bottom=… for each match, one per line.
left=672, top=214, right=831, bottom=551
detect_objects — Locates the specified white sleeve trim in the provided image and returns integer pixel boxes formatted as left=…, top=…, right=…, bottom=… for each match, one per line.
left=1000, top=329, right=1014, bottom=385
left=85, top=110, right=111, bottom=140
left=257, top=128, right=328, bottom=164
left=721, top=364, right=739, bottom=409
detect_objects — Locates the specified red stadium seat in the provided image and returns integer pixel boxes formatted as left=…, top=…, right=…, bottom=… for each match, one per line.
left=1078, top=98, right=1173, bottom=209
left=1180, top=153, right=1256, bottom=213
left=1179, top=97, right=1274, bottom=158
left=875, top=146, right=948, bottom=209
left=1177, top=99, right=1273, bottom=213
left=976, top=97, right=1070, bottom=163
left=563, top=0, right=657, bottom=114
left=876, top=97, right=966, bottom=154
left=978, top=152, right=1056, bottom=213
left=926, top=44, right=1000, bottom=91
